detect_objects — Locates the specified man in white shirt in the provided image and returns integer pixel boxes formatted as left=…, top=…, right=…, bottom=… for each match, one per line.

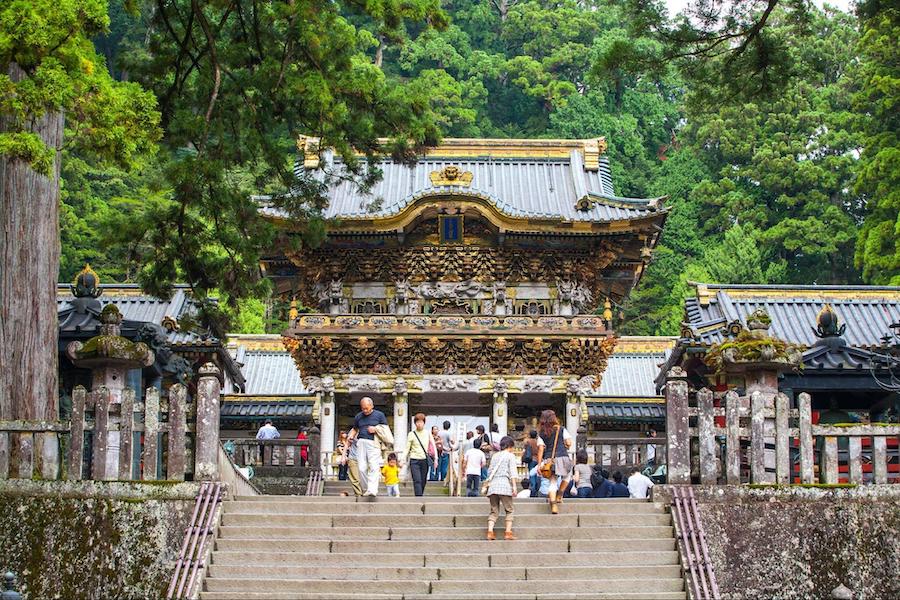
left=627, top=468, right=654, bottom=499
left=462, top=444, right=487, bottom=497
left=255, top=419, right=280, bottom=440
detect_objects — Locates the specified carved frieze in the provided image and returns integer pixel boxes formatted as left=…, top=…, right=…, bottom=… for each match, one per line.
left=521, top=376, right=555, bottom=393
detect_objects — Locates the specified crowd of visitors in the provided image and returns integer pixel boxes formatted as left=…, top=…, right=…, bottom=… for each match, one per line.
left=328, top=403, right=658, bottom=509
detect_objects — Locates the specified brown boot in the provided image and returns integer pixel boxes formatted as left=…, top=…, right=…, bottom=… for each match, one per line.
left=504, top=531, right=517, bottom=541
left=486, top=530, right=496, bottom=541
left=550, top=501, right=559, bottom=515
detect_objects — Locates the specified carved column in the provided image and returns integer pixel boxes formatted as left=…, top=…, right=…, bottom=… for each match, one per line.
left=565, top=390, right=581, bottom=448
left=492, top=378, right=509, bottom=438
left=392, top=377, right=409, bottom=458
left=318, top=377, right=336, bottom=472
left=195, top=362, right=221, bottom=480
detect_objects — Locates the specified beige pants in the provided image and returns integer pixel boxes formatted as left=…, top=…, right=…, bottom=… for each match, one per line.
left=348, top=459, right=362, bottom=496
left=488, top=494, right=514, bottom=531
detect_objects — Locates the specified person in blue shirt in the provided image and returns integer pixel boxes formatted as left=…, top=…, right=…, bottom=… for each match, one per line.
left=609, top=470, right=630, bottom=498
left=591, top=467, right=615, bottom=498
left=348, top=397, right=387, bottom=497
left=527, top=464, right=550, bottom=497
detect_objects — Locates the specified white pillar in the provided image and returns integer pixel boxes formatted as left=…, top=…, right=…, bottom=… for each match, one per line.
left=492, top=381, right=509, bottom=438
left=565, top=393, right=580, bottom=447
left=393, top=378, right=409, bottom=460
left=319, top=391, right=335, bottom=473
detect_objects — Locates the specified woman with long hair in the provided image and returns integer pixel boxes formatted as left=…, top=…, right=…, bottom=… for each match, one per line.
left=534, top=409, right=573, bottom=514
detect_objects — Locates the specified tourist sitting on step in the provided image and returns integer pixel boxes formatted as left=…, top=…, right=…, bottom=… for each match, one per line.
left=591, top=467, right=614, bottom=498
left=627, top=467, right=654, bottom=499
left=484, top=436, right=519, bottom=541
left=526, top=463, right=550, bottom=497
left=609, top=471, right=630, bottom=497
left=516, top=479, right=531, bottom=498
left=571, top=450, right=594, bottom=498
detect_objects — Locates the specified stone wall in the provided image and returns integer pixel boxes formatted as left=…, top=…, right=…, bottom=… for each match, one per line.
left=0, top=480, right=201, bottom=600
left=653, top=485, right=900, bottom=600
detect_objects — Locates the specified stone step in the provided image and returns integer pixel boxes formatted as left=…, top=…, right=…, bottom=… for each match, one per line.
left=221, top=512, right=671, bottom=528
left=217, top=525, right=675, bottom=541
left=235, top=495, right=655, bottom=504
left=210, top=550, right=680, bottom=568
left=204, top=578, right=684, bottom=595
left=214, top=537, right=677, bottom=553
left=206, top=564, right=683, bottom=581
left=201, top=593, right=687, bottom=600
left=227, top=499, right=665, bottom=515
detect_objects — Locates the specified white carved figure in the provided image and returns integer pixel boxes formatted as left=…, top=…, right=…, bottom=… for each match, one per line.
left=314, top=279, right=349, bottom=314
left=418, top=280, right=483, bottom=300
left=389, top=279, right=412, bottom=315
left=492, top=281, right=511, bottom=316
left=556, top=279, right=593, bottom=315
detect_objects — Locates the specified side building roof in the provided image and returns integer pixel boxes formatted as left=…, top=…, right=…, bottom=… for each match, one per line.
left=656, top=283, right=900, bottom=389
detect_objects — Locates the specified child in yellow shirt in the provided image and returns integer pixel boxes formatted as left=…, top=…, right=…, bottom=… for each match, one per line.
left=381, top=452, right=400, bottom=497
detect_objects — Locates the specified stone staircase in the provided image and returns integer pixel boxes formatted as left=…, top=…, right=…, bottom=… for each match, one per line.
left=321, top=479, right=449, bottom=496
left=200, top=496, right=686, bottom=600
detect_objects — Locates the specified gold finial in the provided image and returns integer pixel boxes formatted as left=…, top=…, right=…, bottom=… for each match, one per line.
left=582, top=137, right=608, bottom=171
left=603, top=298, right=613, bottom=323
left=296, top=135, right=321, bottom=169
left=429, top=165, right=473, bottom=187
left=71, top=264, right=102, bottom=298
left=289, top=298, right=299, bottom=321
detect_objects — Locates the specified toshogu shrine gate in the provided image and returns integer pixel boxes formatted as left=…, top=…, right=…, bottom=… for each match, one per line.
left=259, top=137, right=669, bottom=460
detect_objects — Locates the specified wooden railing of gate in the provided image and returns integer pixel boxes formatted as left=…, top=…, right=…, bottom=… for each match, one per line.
left=667, top=385, right=900, bottom=485
left=579, top=437, right=667, bottom=473
left=227, top=437, right=320, bottom=469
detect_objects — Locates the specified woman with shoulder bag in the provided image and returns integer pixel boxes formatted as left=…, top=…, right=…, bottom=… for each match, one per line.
left=483, top=436, right=518, bottom=541
left=534, top=409, right=573, bottom=514
left=405, top=413, right=436, bottom=496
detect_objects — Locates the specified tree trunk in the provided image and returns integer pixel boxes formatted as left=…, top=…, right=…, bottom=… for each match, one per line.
left=0, top=62, right=62, bottom=421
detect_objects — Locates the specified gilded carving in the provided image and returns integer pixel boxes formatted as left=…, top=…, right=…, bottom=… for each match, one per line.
left=429, top=165, right=473, bottom=187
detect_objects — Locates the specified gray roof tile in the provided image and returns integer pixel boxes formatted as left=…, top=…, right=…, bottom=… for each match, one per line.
left=587, top=402, right=665, bottom=423
left=262, top=149, right=664, bottom=224
left=239, top=351, right=308, bottom=395
left=592, top=352, right=669, bottom=398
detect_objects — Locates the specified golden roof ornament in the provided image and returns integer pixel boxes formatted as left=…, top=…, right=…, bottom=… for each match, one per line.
left=814, top=304, right=845, bottom=338
left=582, top=137, right=608, bottom=171
left=429, top=165, right=473, bottom=187
left=71, top=264, right=102, bottom=298
left=296, top=135, right=321, bottom=169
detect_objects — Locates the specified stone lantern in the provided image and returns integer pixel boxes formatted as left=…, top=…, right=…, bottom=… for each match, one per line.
left=66, top=303, right=154, bottom=479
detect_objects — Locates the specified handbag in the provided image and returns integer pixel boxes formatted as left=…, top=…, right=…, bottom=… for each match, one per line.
left=481, top=455, right=505, bottom=496
left=539, top=426, right=562, bottom=479
left=413, top=430, right=435, bottom=470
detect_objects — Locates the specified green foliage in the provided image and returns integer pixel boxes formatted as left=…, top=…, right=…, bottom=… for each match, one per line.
left=0, top=0, right=159, bottom=170
left=852, top=9, right=900, bottom=284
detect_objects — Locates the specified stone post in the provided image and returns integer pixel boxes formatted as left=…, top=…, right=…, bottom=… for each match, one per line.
left=307, top=425, right=321, bottom=471
left=392, top=378, right=408, bottom=459
left=492, top=378, right=509, bottom=437
left=167, top=383, right=187, bottom=481
left=665, top=367, right=691, bottom=484
left=195, top=363, right=222, bottom=480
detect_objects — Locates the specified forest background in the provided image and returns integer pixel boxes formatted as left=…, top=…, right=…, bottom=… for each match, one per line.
left=51, top=0, right=899, bottom=336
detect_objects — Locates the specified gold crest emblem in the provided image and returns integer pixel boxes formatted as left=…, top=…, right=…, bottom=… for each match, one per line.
left=429, top=165, right=473, bottom=187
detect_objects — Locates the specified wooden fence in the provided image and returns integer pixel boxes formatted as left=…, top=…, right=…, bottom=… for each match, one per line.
left=579, top=437, right=667, bottom=474
left=227, top=436, right=320, bottom=470
left=0, top=376, right=222, bottom=482
left=666, top=382, right=900, bottom=485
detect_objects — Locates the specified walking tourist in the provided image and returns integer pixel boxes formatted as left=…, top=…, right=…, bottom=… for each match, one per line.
left=438, top=420, right=456, bottom=480
left=340, top=434, right=362, bottom=496
left=572, top=450, right=594, bottom=498
left=489, top=423, right=502, bottom=450
left=295, top=427, right=309, bottom=466
left=428, top=426, right=444, bottom=480
left=405, top=413, right=436, bottom=496
left=535, top=409, right=573, bottom=514
left=627, top=467, right=655, bottom=499
left=461, top=430, right=475, bottom=453
left=610, top=471, right=630, bottom=497
left=523, top=430, right=539, bottom=496
left=255, top=419, right=280, bottom=440
left=475, top=425, right=491, bottom=479
left=348, top=396, right=388, bottom=498
left=382, top=452, right=401, bottom=497
left=462, top=437, right=487, bottom=497
left=336, top=431, right=349, bottom=480
left=484, top=435, right=518, bottom=540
